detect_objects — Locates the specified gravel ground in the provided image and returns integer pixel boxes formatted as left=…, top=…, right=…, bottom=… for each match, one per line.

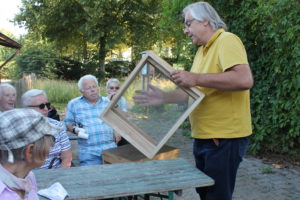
left=165, top=132, right=300, bottom=200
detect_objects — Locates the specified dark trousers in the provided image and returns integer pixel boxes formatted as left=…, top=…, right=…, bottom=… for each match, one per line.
left=193, top=137, right=249, bottom=200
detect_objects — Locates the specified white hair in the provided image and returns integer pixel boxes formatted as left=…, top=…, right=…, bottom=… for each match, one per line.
left=0, top=83, right=16, bottom=98
left=106, top=78, right=120, bottom=89
left=21, top=89, right=47, bottom=107
left=78, top=74, right=99, bottom=91
left=182, top=1, right=227, bottom=30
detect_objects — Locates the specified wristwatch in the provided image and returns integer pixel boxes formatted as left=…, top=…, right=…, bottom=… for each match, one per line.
left=72, top=127, right=76, bottom=134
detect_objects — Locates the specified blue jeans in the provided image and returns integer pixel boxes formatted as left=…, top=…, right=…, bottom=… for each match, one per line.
left=79, top=152, right=103, bottom=166
left=193, top=137, right=249, bottom=200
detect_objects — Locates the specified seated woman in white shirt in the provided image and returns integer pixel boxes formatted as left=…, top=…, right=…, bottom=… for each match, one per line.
left=106, top=78, right=128, bottom=146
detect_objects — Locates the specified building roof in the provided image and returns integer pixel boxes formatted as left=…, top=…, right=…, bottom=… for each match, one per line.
left=0, top=32, right=22, bottom=70
left=0, top=32, right=22, bottom=49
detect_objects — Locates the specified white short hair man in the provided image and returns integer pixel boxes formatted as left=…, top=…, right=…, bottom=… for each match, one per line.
left=65, top=74, right=117, bottom=166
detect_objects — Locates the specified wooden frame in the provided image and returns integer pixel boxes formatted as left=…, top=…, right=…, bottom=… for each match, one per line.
left=101, top=50, right=204, bottom=158
left=0, top=32, right=22, bottom=72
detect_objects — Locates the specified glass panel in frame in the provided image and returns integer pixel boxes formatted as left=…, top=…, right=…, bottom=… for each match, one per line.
left=101, top=51, right=204, bottom=158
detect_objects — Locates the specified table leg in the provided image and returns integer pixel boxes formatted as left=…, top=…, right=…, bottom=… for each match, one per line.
left=168, top=192, right=174, bottom=200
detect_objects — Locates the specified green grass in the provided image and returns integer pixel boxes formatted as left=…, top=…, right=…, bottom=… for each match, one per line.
left=29, top=78, right=107, bottom=108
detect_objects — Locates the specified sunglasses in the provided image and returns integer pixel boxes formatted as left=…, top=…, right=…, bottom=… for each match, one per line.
left=109, top=86, right=119, bottom=90
left=29, top=102, right=51, bottom=110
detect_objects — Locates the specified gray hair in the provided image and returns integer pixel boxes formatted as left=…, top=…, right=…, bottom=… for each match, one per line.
left=0, top=135, right=54, bottom=163
left=106, top=78, right=120, bottom=89
left=0, top=83, right=16, bottom=98
left=78, top=74, right=99, bottom=91
left=21, top=89, right=47, bottom=107
left=182, top=1, right=227, bottom=30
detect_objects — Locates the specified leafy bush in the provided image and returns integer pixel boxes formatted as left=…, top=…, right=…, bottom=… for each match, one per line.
left=208, top=0, right=300, bottom=155
left=105, top=60, right=134, bottom=78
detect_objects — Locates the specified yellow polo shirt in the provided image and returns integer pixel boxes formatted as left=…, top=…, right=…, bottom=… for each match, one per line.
left=190, top=29, right=252, bottom=139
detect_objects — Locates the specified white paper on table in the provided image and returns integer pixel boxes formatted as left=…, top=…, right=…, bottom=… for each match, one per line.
left=38, top=182, right=68, bottom=200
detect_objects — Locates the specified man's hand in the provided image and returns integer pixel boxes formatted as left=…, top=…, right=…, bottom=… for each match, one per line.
left=171, top=70, right=198, bottom=87
left=108, top=93, right=116, bottom=101
left=114, top=133, right=122, bottom=144
left=133, top=84, right=164, bottom=106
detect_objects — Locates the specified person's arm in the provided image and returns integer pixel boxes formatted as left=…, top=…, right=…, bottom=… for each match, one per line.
left=65, top=103, right=77, bottom=134
left=134, top=84, right=188, bottom=106
left=67, top=124, right=76, bottom=134
left=171, top=64, right=253, bottom=91
left=60, top=149, right=72, bottom=168
left=58, top=126, right=73, bottom=168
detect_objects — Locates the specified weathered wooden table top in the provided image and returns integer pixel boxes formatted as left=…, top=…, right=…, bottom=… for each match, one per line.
left=34, top=158, right=214, bottom=200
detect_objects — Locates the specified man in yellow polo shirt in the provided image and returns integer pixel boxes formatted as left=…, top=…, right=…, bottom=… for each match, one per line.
left=134, top=1, right=253, bottom=200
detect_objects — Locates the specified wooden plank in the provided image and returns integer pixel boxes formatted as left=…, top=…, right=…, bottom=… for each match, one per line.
left=102, top=144, right=180, bottom=164
left=102, top=108, right=158, bottom=158
left=34, top=158, right=214, bottom=200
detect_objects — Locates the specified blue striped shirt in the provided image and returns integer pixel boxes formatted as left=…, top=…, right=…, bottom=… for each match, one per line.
left=64, top=96, right=116, bottom=156
left=39, top=118, right=71, bottom=169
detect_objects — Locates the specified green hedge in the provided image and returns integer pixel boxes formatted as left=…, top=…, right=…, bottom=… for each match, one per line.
left=208, top=0, right=300, bottom=155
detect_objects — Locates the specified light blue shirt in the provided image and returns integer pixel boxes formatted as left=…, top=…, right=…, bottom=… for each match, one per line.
left=118, top=96, right=128, bottom=112
left=64, top=96, right=116, bottom=156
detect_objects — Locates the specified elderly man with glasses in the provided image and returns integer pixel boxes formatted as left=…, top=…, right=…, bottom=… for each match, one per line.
left=21, top=89, right=72, bottom=169
left=134, top=2, right=253, bottom=200
left=65, top=74, right=117, bottom=166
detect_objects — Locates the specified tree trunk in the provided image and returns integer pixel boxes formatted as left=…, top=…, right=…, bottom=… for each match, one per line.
left=98, top=36, right=106, bottom=72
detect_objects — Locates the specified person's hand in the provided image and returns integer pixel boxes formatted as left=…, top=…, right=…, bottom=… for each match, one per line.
left=108, top=92, right=117, bottom=100
left=133, top=84, right=164, bottom=106
left=171, top=70, right=198, bottom=87
left=114, top=133, right=122, bottom=144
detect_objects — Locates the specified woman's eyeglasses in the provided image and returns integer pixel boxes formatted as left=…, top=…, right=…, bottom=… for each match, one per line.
left=29, top=102, right=51, bottom=110
left=109, top=86, right=119, bottom=90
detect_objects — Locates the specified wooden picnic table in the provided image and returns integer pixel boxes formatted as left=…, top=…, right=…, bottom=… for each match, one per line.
left=34, top=158, right=214, bottom=200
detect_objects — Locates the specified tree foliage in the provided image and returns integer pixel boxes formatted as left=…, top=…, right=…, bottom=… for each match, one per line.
left=157, top=0, right=198, bottom=70
left=16, top=0, right=162, bottom=73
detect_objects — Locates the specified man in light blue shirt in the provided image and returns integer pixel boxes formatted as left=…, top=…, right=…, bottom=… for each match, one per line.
left=65, top=74, right=117, bottom=166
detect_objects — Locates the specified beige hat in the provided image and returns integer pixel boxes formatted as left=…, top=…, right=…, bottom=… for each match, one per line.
left=0, top=108, right=59, bottom=150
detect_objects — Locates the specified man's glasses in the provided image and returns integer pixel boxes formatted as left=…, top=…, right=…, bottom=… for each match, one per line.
left=29, top=102, right=51, bottom=110
left=83, top=85, right=98, bottom=91
left=109, top=86, right=119, bottom=90
left=183, top=18, right=196, bottom=30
